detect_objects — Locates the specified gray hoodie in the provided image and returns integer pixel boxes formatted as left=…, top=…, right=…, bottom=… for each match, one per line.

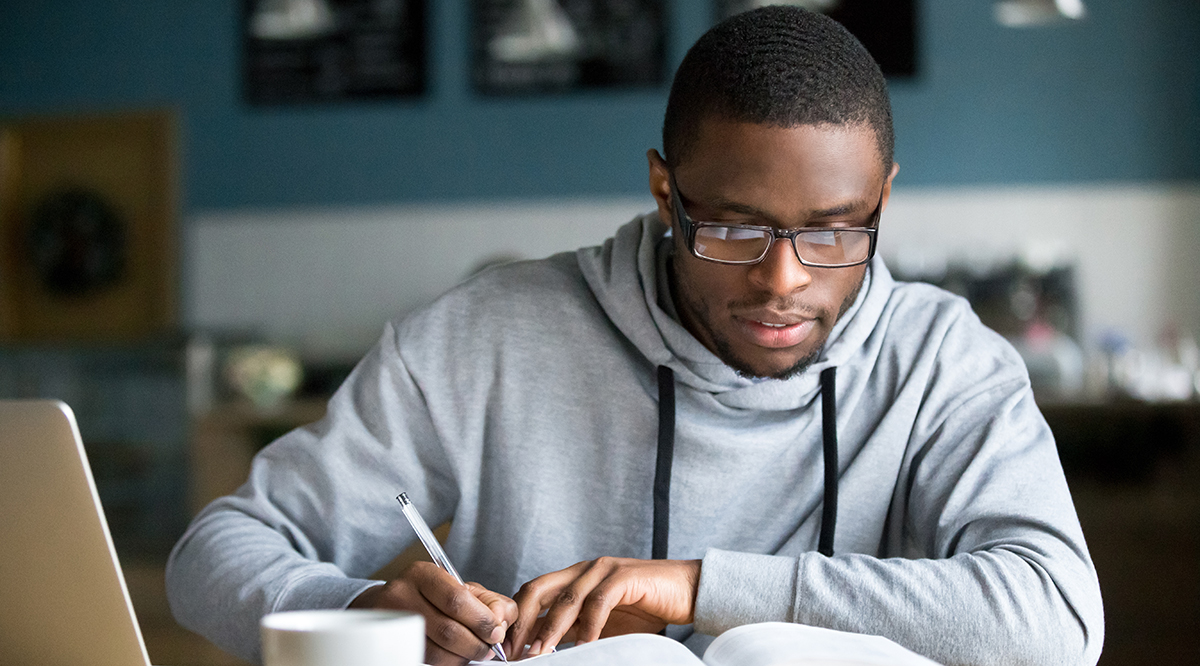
left=166, top=214, right=1103, bottom=665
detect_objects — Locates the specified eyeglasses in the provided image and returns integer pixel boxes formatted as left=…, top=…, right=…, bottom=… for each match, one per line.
left=670, top=175, right=881, bottom=268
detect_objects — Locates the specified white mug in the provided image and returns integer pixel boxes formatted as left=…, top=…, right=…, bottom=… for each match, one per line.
left=260, top=609, right=425, bottom=666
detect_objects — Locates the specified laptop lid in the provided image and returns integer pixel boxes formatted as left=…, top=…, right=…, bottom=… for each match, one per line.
left=0, top=399, right=153, bottom=666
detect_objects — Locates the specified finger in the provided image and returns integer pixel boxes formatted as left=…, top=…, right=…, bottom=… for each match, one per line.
left=571, top=578, right=626, bottom=645
left=500, top=613, right=538, bottom=658
left=408, top=564, right=502, bottom=659
left=423, top=637, right=470, bottom=666
left=508, top=590, right=551, bottom=658
left=403, top=588, right=492, bottom=661
left=509, top=563, right=588, bottom=658
left=517, top=615, right=579, bottom=652
left=371, top=583, right=477, bottom=661
left=531, top=559, right=616, bottom=654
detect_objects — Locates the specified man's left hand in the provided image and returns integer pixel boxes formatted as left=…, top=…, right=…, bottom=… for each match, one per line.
left=506, top=557, right=701, bottom=659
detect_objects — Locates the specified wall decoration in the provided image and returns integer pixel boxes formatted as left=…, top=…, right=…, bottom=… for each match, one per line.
left=716, top=1, right=917, bottom=77
left=473, top=0, right=666, bottom=95
left=0, top=112, right=177, bottom=342
left=244, top=0, right=426, bottom=104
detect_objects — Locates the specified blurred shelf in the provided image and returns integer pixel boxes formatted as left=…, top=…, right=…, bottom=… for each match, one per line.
left=1041, top=399, right=1200, bottom=482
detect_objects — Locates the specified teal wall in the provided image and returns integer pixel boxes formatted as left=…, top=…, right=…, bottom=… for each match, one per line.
left=2, top=1, right=1197, bottom=211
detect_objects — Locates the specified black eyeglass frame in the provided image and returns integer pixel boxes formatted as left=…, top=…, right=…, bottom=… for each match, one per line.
left=669, top=175, right=882, bottom=268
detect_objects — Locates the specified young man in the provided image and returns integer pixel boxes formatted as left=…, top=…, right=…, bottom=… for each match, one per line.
left=167, top=7, right=1103, bottom=666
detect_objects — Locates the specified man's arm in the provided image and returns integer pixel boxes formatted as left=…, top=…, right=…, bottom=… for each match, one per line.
left=690, top=382, right=1102, bottom=666
left=506, top=382, right=1103, bottom=666
left=166, top=322, right=511, bottom=664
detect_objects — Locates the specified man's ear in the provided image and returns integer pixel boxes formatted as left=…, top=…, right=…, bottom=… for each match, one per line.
left=880, top=161, right=900, bottom=213
left=647, top=149, right=674, bottom=230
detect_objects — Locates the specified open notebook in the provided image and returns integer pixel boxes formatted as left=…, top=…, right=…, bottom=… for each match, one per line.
left=0, top=400, right=158, bottom=666
left=472, top=623, right=943, bottom=666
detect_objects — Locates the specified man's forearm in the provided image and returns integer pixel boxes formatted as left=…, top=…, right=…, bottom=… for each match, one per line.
left=693, top=546, right=1102, bottom=666
left=166, top=500, right=382, bottom=662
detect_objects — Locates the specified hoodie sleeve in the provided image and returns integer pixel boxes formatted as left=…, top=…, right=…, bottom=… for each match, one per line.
left=693, top=376, right=1104, bottom=666
left=165, top=321, right=460, bottom=663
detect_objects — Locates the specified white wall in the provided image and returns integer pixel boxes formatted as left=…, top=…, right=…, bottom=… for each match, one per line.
left=882, top=183, right=1200, bottom=349
left=185, top=198, right=651, bottom=359
left=186, top=183, right=1200, bottom=360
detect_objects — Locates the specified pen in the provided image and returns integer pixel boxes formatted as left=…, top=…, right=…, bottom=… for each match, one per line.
left=397, top=493, right=508, bottom=663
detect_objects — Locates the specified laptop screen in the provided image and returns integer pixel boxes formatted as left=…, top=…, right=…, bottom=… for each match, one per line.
left=0, top=400, right=152, bottom=666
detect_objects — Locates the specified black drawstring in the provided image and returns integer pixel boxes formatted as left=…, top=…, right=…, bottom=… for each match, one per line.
left=818, top=367, right=839, bottom=557
left=652, top=365, right=676, bottom=560
left=652, top=365, right=839, bottom=561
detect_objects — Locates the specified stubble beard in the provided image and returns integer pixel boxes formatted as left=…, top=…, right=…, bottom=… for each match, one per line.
left=671, top=259, right=866, bottom=381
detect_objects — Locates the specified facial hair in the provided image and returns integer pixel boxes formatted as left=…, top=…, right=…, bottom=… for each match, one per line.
left=670, top=257, right=866, bottom=381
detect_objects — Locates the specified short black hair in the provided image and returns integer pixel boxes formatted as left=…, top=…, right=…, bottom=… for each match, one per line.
left=663, top=6, right=894, bottom=175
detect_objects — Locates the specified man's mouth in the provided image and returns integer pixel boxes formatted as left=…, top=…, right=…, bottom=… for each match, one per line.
left=737, top=315, right=816, bottom=348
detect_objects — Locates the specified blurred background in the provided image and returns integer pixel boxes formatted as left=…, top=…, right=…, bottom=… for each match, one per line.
left=1, top=1, right=1197, bottom=664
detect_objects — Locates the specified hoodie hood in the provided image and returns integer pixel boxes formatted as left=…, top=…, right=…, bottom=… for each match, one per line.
left=577, top=213, right=895, bottom=411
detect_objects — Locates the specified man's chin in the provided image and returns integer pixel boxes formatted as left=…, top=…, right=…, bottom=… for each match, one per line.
left=715, top=339, right=822, bottom=381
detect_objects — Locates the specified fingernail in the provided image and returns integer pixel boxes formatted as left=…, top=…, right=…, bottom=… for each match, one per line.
left=489, top=622, right=506, bottom=644
left=529, top=639, right=542, bottom=656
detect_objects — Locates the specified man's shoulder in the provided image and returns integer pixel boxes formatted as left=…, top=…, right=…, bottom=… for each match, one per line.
left=879, top=278, right=1029, bottom=387
left=447, top=251, right=593, bottom=310
left=885, top=279, right=975, bottom=323
left=881, top=279, right=999, bottom=344
left=395, top=252, right=604, bottom=342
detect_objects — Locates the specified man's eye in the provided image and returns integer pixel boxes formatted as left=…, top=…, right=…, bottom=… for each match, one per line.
left=700, top=225, right=764, bottom=241
left=721, top=226, right=768, bottom=241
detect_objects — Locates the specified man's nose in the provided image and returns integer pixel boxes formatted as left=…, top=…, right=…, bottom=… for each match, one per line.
left=747, top=237, right=812, bottom=296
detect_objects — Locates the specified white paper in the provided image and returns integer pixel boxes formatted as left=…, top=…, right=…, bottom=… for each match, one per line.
left=466, top=634, right=700, bottom=665
left=702, top=623, right=943, bottom=666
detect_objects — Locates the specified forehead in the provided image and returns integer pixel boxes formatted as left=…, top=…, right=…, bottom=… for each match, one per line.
left=673, top=119, right=884, bottom=209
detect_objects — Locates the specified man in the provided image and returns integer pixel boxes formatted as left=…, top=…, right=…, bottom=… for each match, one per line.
left=167, top=7, right=1103, bottom=666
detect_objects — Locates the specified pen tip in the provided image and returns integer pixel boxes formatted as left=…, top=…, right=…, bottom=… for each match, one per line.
left=396, top=492, right=410, bottom=505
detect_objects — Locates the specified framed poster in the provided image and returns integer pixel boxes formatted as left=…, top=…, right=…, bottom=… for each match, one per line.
left=244, top=0, right=426, bottom=104
left=0, top=112, right=177, bottom=342
left=716, top=1, right=917, bottom=77
left=473, top=0, right=666, bottom=95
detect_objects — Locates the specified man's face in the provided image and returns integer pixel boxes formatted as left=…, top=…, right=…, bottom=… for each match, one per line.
left=649, top=119, right=897, bottom=380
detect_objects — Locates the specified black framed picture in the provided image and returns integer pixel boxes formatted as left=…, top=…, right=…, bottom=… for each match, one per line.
left=472, top=0, right=667, bottom=95
left=716, top=1, right=917, bottom=78
left=243, top=0, right=426, bottom=104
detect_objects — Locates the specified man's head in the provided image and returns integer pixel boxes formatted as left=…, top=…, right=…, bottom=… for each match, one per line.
left=662, top=5, right=894, bottom=176
left=649, top=6, right=899, bottom=380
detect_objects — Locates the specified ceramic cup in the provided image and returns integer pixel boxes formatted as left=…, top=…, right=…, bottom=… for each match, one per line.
left=260, top=609, right=425, bottom=666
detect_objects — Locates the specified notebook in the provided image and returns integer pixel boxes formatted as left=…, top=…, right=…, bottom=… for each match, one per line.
left=0, top=399, right=156, bottom=666
left=469, top=623, right=942, bottom=666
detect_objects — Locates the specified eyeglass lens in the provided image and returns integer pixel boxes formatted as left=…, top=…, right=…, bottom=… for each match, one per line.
left=694, top=226, right=872, bottom=266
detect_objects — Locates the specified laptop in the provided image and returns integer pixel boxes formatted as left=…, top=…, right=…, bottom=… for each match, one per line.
left=0, top=399, right=155, bottom=666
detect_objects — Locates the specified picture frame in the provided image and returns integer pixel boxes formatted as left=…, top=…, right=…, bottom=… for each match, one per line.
left=472, top=0, right=667, bottom=95
left=243, top=0, right=427, bottom=104
left=716, top=0, right=918, bottom=77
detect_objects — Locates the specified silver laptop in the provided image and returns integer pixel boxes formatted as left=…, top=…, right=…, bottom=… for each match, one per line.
left=0, top=399, right=154, bottom=666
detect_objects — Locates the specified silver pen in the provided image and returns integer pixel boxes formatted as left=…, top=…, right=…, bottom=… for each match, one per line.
left=397, top=493, right=508, bottom=663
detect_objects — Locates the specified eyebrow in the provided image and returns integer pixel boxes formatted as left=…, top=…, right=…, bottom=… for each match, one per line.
left=698, top=193, right=869, bottom=225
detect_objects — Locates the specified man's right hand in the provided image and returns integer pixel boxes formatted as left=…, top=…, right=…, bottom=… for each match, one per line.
left=350, top=561, right=517, bottom=665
